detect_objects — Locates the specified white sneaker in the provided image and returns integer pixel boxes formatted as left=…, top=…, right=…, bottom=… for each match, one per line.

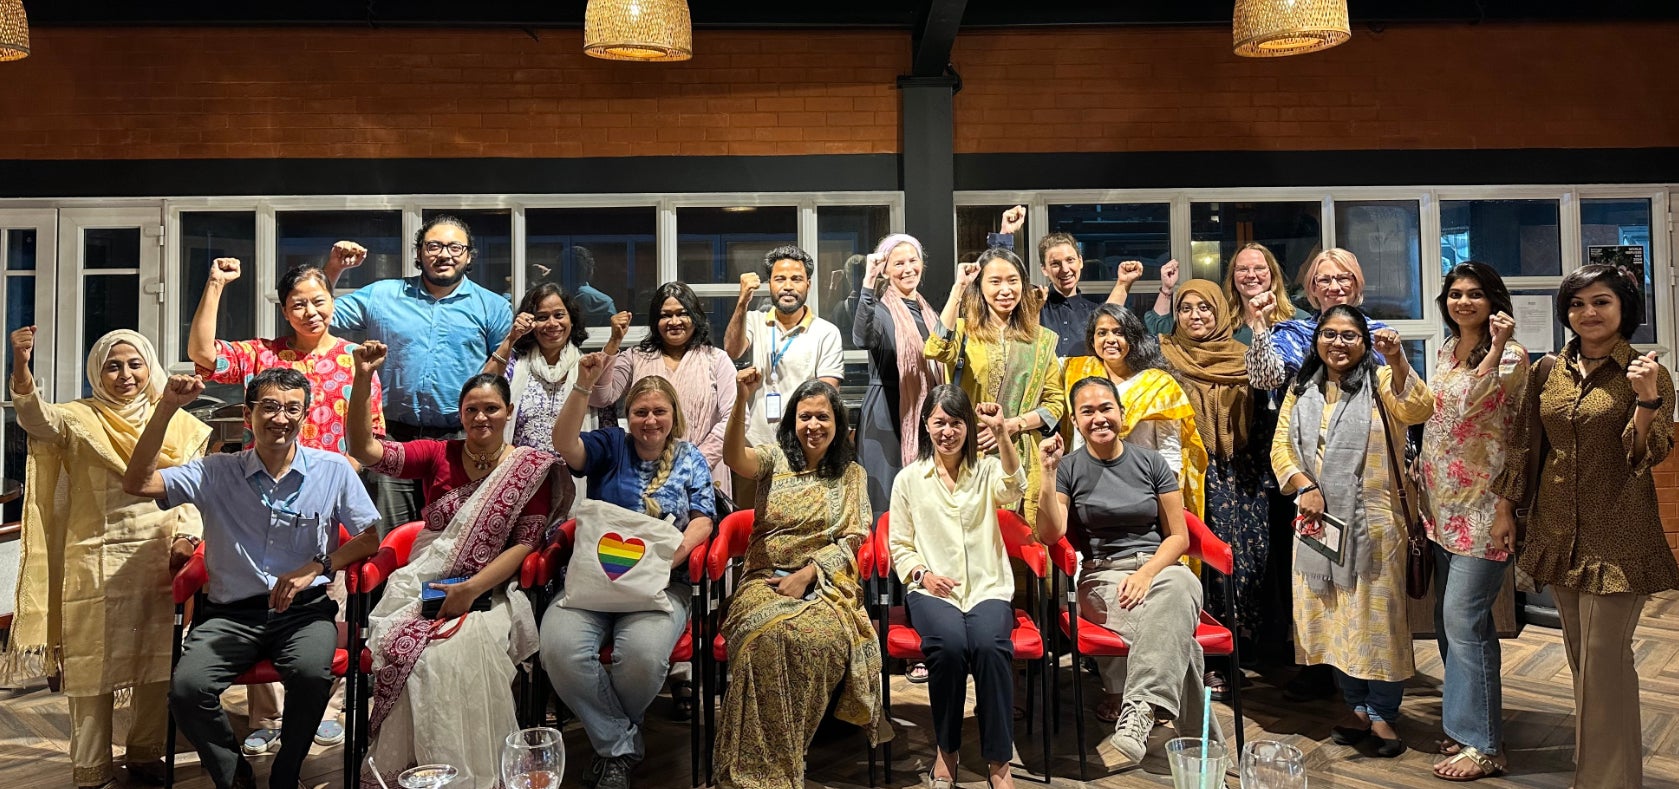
left=1095, top=700, right=1152, bottom=771
left=240, top=728, right=280, bottom=756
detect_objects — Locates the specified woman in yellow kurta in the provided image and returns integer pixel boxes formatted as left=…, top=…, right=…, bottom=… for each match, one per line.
left=925, top=247, right=1063, bottom=522
left=2, top=327, right=210, bottom=789
left=1062, top=303, right=1208, bottom=520
left=1270, top=305, right=1432, bottom=759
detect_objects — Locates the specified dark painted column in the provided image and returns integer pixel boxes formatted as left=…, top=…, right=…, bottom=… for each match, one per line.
left=900, top=75, right=959, bottom=298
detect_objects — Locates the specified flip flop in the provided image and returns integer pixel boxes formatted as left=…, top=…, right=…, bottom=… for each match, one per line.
left=905, top=662, right=930, bottom=684
left=1095, top=697, right=1123, bottom=724
left=1433, top=747, right=1505, bottom=782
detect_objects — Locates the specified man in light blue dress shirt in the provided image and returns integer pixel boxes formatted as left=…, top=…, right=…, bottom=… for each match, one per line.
left=125, top=368, right=380, bottom=789
left=324, top=215, right=512, bottom=527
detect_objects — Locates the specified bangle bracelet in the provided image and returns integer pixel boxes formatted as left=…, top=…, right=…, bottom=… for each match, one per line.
left=488, top=352, right=509, bottom=366
left=570, top=384, right=593, bottom=396
left=1637, top=397, right=1662, bottom=410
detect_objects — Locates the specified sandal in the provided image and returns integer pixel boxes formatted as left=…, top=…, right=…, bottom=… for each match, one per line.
left=1436, top=736, right=1463, bottom=755
left=924, top=773, right=954, bottom=789
left=1433, top=746, right=1504, bottom=781
left=905, top=662, right=930, bottom=684
left=1095, top=696, right=1123, bottom=724
left=1204, top=670, right=1232, bottom=702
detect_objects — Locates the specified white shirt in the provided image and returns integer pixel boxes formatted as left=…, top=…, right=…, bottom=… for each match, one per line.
left=742, top=307, right=846, bottom=446
left=887, top=456, right=1026, bottom=613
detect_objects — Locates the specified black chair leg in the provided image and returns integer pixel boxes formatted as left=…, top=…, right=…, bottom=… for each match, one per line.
left=1040, top=651, right=1052, bottom=781
left=1226, top=582, right=1245, bottom=754
left=1072, top=647, right=1088, bottom=782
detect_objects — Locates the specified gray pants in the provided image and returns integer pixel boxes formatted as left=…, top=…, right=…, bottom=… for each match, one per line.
left=1078, top=555, right=1214, bottom=732
left=538, top=581, right=692, bottom=760
left=170, top=589, right=338, bottom=789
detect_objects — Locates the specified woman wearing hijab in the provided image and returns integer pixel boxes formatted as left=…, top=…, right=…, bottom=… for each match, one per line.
left=1, top=327, right=211, bottom=789
left=853, top=233, right=944, bottom=516
left=1157, top=280, right=1286, bottom=697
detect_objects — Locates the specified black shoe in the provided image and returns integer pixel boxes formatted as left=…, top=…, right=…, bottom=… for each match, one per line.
left=581, top=757, right=604, bottom=789
left=1372, top=736, right=1407, bottom=758
left=669, top=680, right=694, bottom=721
left=596, top=756, right=634, bottom=789
left=1330, top=725, right=1371, bottom=745
left=123, top=760, right=168, bottom=787
left=230, top=761, right=258, bottom=789
left=1283, top=664, right=1336, bottom=702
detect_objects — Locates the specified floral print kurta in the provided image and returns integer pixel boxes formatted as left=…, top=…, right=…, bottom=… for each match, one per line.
left=1420, top=338, right=1528, bottom=560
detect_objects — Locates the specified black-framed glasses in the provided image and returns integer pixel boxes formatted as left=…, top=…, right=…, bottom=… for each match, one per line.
left=248, top=399, right=306, bottom=418
left=422, top=240, right=471, bottom=257
left=1317, top=329, right=1363, bottom=345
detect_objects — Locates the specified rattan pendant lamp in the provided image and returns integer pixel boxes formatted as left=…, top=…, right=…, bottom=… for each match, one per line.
left=584, top=0, right=692, bottom=62
left=0, top=0, right=30, bottom=62
left=1233, top=0, right=1350, bottom=57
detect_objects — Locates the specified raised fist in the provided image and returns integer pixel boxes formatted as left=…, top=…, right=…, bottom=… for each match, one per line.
left=162, top=375, right=205, bottom=409
left=329, top=241, right=368, bottom=271
left=510, top=312, right=535, bottom=341
left=1115, top=260, right=1144, bottom=286
left=576, top=352, right=609, bottom=387
left=1372, top=328, right=1404, bottom=359
left=1159, top=259, right=1181, bottom=293
left=209, top=257, right=241, bottom=285
left=865, top=253, right=886, bottom=282
left=1489, top=311, right=1516, bottom=346
left=353, top=341, right=388, bottom=375
left=609, top=311, right=633, bottom=341
left=735, top=366, right=763, bottom=397
left=955, top=261, right=981, bottom=289
left=9, top=325, right=35, bottom=360
left=999, top=205, right=1026, bottom=236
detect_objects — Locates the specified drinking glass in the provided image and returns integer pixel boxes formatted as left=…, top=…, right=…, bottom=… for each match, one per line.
left=1241, top=740, right=1307, bottom=789
left=501, top=726, right=565, bottom=789
left=396, top=764, right=458, bottom=789
left=1166, top=736, right=1229, bottom=789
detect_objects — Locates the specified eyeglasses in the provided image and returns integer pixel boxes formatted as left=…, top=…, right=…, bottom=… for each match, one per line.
left=1317, top=329, right=1363, bottom=345
left=1313, top=274, right=1355, bottom=289
left=422, top=241, right=471, bottom=257
left=249, top=399, right=306, bottom=418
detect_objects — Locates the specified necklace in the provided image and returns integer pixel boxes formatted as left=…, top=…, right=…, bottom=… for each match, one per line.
left=463, top=442, right=505, bottom=471
left=1580, top=352, right=1612, bottom=362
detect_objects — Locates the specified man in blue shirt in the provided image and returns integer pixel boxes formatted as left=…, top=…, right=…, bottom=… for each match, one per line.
left=125, top=368, right=381, bottom=789
left=325, top=215, right=512, bottom=526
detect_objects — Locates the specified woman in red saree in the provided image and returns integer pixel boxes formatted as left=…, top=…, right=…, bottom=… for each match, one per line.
left=348, top=342, right=569, bottom=788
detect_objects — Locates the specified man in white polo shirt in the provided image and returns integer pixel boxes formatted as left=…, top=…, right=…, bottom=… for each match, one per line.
left=723, top=244, right=845, bottom=503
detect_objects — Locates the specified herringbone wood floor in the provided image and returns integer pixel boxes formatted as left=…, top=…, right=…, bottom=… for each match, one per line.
left=4, top=592, right=1677, bottom=788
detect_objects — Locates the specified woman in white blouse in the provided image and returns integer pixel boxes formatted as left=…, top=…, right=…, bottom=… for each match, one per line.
left=888, top=384, right=1024, bottom=789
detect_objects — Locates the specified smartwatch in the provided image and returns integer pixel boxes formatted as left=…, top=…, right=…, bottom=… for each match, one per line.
left=312, top=552, right=334, bottom=578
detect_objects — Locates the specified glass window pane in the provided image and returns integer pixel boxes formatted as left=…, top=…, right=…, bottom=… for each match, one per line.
left=276, top=211, right=403, bottom=291
left=1581, top=198, right=1655, bottom=344
left=6, top=275, right=33, bottom=384
left=957, top=205, right=1027, bottom=264
left=816, top=205, right=891, bottom=350
left=1046, top=203, right=1172, bottom=281
left=526, top=208, right=657, bottom=338
left=676, top=207, right=798, bottom=288
left=3, top=410, right=22, bottom=519
left=84, top=228, right=141, bottom=270
left=699, top=296, right=737, bottom=354
left=1334, top=200, right=1424, bottom=321
left=179, top=212, right=257, bottom=362
left=1438, top=199, right=1561, bottom=278
left=1191, top=201, right=1323, bottom=308
left=83, top=274, right=140, bottom=397
left=5, top=228, right=36, bottom=271
left=1402, top=340, right=1428, bottom=382
left=421, top=209, right=512, bottom=300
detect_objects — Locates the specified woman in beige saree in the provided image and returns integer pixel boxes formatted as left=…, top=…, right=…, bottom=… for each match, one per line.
left=712, top=374, right=887, bottom=789
left=2, top=327, right=210, bottom=789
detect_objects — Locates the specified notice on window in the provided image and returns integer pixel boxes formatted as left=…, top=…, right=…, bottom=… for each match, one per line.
left=1512, top=295, right=1554, bottom=354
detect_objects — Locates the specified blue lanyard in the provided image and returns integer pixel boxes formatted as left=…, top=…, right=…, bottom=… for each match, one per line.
left=246, top=472, right=303, bottom=517
left=768, top=323, right=799, bottom=377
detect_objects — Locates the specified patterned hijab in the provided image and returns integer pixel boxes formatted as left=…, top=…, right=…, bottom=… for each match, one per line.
left=1158, top=280, right=1252, bottom=460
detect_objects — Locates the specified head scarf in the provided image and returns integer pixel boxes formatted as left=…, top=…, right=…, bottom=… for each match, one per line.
left=86, top=329, right=167, bottom=429
left=1158, top=280, right=1252, bottom=460
left=874, top=233, right=945, bottom=466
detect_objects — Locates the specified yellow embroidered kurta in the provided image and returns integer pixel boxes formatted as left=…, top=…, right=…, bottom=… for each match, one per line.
left=1060, top=359, right=1209, bottom=520
left=924, top=320, right=1063, bottom=522
left=1271, top=367, right=1433, bottom=682
left=3, top=389, right=209, bottom=696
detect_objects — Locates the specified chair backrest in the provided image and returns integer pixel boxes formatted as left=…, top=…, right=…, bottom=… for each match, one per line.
left=872, top=512, right=892, bottom=578
left=856, top=525, right=876, bottom=581
left=706, top=509, right=755, bottom=582
left=872, top=509, right=1047, bottom=581
left=1181, top=510, right=1232, bottom=576
left=382, top=521, right=425, bottom=566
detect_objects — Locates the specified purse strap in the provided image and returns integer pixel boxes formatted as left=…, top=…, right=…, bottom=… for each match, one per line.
left=1371, top=374, right=1422, bottom=537
left=950, top=334, right=969, bottom=388
left=1516, top=354, right=1557, bottom=519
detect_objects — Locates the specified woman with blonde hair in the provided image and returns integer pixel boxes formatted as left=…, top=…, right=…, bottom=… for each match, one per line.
left=1262, top=248, right=1393, bottom=376
left=1136, top=244, right=1306, bottom=345
left=2, top=327, right=211, bottom=789
left=925, top=247, right=1064, bottom=522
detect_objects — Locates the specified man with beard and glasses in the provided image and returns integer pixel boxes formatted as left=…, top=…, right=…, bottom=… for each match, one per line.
left=724, top=244, right=845, bottom=508
left=325, top=214, right=512, bottom=527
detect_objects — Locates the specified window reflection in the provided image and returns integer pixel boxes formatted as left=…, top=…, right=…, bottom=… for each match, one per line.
left=1439, top=200, right=1561, bottom=278
left=676, top=207, right=798, bottom=290
left=525, top=208, right=657, bottom=339
left=179, top=212, right=257, bottom=362
left=816, top=205, right=891, bottom=351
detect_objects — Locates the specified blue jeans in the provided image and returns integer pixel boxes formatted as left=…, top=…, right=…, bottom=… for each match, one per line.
left=1432, top=545, right=1508, bottom=753
left=1334, top=669, right=1405, bottom=725
left=539, top=581, right=691, bottom=760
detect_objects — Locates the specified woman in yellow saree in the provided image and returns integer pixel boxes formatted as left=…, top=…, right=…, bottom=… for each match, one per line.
left=712, top=374, right=887, bottom=789
left=1062, top=303, right=1208, bottom=520
left=924, top=247, right=1064, bottom=522
left=2, top=327, right=210, bottom=789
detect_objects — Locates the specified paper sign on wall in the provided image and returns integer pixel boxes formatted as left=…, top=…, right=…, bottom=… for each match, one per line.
left=1512, top=295, right=1554, bottom=354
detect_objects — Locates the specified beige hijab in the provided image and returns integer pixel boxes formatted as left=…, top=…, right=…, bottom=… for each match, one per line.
left=85, top=329, right=168, bottom=430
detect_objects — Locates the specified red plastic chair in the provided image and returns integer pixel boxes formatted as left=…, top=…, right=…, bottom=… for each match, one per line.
left=531, top=518, right=708, bottom=789
left=700, top=509, right=879, bottom=787
left=1047, top=509, right=1243, bottom=780
left=872, top=510, right=1053, bottom=782
left=165, top=524, right=360, bottom=788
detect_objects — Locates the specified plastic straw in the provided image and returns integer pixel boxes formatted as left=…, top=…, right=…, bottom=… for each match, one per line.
left=367, top=756, right=390, bottom=789
left=1200, top=684, right=1213, bottom=789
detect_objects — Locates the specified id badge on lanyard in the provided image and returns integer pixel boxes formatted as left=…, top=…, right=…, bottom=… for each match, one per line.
left=766, top=323, right=798, bottom=423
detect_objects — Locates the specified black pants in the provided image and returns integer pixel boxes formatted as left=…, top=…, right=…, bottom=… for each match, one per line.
left=907, top=595, right=1015, bottom=764
left=169, top=588, right=338, bottom=789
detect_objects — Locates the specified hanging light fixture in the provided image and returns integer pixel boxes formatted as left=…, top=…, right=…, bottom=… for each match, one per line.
left=1233, top=0, right=1350, bottom=58
left=584, top=0, right=692, bottom=62
left=0, top=0, right=30, bottom=62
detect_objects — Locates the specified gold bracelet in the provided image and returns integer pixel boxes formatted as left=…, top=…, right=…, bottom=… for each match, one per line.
left=488, top=351, right=509, bottom=366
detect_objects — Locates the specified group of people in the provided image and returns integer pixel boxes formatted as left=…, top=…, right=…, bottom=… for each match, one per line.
left=0, top=208, right=1670, bottom=789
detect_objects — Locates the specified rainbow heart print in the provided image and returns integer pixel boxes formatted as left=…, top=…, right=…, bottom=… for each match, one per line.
left=598, top=532, right=647, bottom=581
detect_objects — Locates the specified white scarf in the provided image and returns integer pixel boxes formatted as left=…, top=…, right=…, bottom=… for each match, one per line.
left=505, top=344, right=581, bottom=443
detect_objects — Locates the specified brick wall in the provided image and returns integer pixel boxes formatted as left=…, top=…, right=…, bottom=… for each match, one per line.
left=0, top=28, right=907, bottom=159
left=1657, top=454, right=1679, bottom=566
left=950, top=23, right=1679, bottom=153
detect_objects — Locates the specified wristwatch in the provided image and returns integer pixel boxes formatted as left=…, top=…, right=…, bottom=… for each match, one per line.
left=312, top=552, right=334, bottom=578
left=1297, top=483, right=1320, bottom=496
left=910, top=568, right=926, bottom=587
left=1637, top=397, right=1663, bottom=411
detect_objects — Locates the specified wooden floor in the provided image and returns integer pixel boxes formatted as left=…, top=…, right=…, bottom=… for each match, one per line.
left=4, top=592, right=1678, bottom=788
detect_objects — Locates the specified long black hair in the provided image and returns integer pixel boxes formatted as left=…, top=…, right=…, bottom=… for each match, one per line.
left=1085, top=303, right=1168, bottom=374
left=1436, top=261, right=1515, bottom=368
left=776, top=379, right=855, bottom=479
left=915, top=384, right=978, bottom=470
left=636, top=281, right=713, bottom=354
left=1293, top=304, right=1380, bottom=396
left=512, top=282, right=589, bottom=356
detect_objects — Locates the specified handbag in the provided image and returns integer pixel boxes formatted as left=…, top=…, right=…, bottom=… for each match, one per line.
left=1374, top=389, right=1431, bottom=600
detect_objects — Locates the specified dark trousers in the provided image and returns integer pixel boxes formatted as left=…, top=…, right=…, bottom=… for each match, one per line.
left=170, top=589, right=338, bottom=789
left=907, top=594, right=1015, bottom=764
left=365, top=422, right=463, bottom=534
